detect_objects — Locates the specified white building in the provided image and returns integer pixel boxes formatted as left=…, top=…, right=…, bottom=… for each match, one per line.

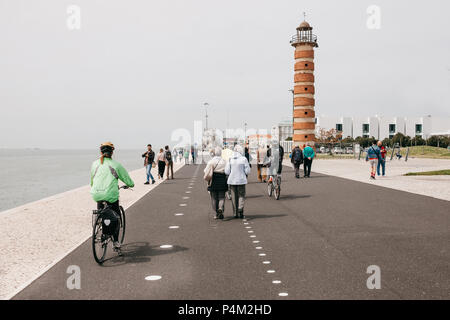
left=315, top=115, right=450, bottom=140
left=277, top=119, right=293, bottom=141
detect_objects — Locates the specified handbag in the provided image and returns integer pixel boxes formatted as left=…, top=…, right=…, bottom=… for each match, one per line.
left=204, top=159, right=221, bottom=182
left=151, top=161, right=156, bottom=168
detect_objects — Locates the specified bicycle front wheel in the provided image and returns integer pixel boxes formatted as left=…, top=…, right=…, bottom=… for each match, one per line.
left=92, top=215, right=107, bottom=264
left=274, top=184, right=281, bottom=200
left=267, top=182, right=273, bottom=197
left=118, top=206, right=126, bottom=244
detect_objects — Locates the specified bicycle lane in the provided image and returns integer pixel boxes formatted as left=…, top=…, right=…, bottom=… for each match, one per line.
left=13, top=164, right=282, bottom=299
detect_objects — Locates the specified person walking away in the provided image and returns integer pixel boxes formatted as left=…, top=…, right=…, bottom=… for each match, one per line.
left=303, top=143, right=315, bottom=178
left=257, top=145, right=267, bottom=182
left=164, top=145, right=174, bottom=179
left=156, top=148, right=166, bottom=179
left=244, top=145, right=252, bottom=168
left=184, top=149, right=190, bottom=164
left=291, top=145, right=303, bottom=178
left=225, top=145, right=251, bottom=219
left=90, top=142, right=134, bottom=255
left=366, top=141, right=381, bottom=180
left=377, top=141, right=386, bottom=176
left=278, top=144, right=285, bottom=175
left=191, top=146, right=196, bottom=164
left=204, top=147, right=227, bottom=219
left=179, top=148, right=183, bottom=163
left=142, top=144, right=156, bottom=185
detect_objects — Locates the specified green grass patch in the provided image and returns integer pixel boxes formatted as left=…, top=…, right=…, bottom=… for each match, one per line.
left=399, top=146, right=450, bottom=159
left=404, top=169, right=450, bottom=176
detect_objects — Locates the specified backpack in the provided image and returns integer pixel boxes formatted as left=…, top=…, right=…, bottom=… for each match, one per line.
left=101, top=207, right=120, bottom=236
left=165, top=150, right=172, bottom=162
left=293, top=148, right=302, bottom=162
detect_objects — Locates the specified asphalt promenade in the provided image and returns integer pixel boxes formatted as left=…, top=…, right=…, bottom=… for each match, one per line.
left=14, top=164, right=450, bottom=299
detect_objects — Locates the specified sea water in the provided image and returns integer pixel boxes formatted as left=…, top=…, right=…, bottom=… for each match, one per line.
left=0, top=149, right=144, bottom=212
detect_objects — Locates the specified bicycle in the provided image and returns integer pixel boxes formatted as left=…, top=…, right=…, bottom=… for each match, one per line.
left=92, top=185, right=129, bottom=264
left=267, top=174, right=281, bottom=200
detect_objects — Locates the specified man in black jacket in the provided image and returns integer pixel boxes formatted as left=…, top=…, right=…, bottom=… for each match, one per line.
left=142, top=144, right=156, bottom=184
left=291, top=145, right=303, bottom=179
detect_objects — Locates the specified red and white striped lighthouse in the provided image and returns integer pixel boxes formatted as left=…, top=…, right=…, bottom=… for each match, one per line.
left=290, top=18, right=318, bottom=147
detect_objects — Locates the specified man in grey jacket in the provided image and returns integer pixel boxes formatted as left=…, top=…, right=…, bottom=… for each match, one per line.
left=225, top=145, right=251, bottom=219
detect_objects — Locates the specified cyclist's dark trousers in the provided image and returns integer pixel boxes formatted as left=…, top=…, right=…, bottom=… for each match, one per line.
left=304, top=158, right=313, bottom=177
left=97, top=200, right=120, bottom=242
left=277, top=160, right=283, bottom=175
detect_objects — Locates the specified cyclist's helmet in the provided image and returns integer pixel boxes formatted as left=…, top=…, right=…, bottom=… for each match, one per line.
left=100, top=142, right=115, bottom=155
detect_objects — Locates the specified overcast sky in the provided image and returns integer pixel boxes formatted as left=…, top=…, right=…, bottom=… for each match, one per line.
left=0, top=0, right=449, bottom=149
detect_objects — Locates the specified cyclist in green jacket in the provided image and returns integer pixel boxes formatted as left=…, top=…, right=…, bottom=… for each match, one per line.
left=90, top=142, right=134, bottom=252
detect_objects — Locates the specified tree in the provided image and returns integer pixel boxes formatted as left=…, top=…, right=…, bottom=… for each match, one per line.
left=342, top=136, right=355, bottom=144
left=427, top=135, right=450, bottom=149
left=411, top=136, right=425, bottom=146
left=317, top=128, right=342, bottom=153
left=382, top=137, right=392, bottom=147
left=392, top=133, right=411, bottom=147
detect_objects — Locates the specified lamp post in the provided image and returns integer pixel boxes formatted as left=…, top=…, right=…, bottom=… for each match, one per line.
left=244, top=122, right=248, bottom=145
left=289, top=89, right=294, bottom=140
left=202, top=102, right=209, bottom=164
left=203, top=102, right=210, bottom=130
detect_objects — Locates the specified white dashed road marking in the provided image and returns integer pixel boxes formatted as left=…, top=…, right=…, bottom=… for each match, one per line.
left=179, top=204, right=187, bottom=207
left=278, top=292, right=288, bottom=297
left=263, top=261, right=271, bottom=264
left=169, top=226, right=179, bottom=229
left=174, top=213, right=184, bottom=216
left=145, top=275, right=162, bottom=281
left=160, top=245, right=173, bottom=249
left=272, top=280, right=281, bottom=284
left=267, top=270, right=275, bottom=274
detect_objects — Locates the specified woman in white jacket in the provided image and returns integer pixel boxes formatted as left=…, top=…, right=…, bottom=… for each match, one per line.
left=225, top=145, right=251, bottom=219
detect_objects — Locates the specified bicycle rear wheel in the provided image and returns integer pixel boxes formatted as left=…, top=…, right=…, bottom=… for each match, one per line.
left=118, top=206, right=126, bottom=244
left=92, top=215, right=107, bottom=264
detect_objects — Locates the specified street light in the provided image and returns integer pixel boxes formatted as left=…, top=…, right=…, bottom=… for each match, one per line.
left=203, top=102, right=210, bottom=130
left=202, top=102, right=210, bottom=164
left=289, top=89, right=294, bottom=140
left=244, top=122, right=248, bottom=145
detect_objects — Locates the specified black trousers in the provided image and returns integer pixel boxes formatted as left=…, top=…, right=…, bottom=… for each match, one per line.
left=304, top=158, right=313, bottom=177
left=158, top=160, right=166, bottom=178
left=97, top=200, right=120, bottom=242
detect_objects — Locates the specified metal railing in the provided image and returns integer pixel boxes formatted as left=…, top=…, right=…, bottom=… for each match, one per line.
left=290, top=34, right=318, bottom=46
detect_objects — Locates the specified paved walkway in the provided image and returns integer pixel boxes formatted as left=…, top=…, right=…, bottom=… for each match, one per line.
left=285, top=158, right=450, bottom=201
left=0, top=162, right=184, bottom=300
left=13, top=164, right=450, bottom=299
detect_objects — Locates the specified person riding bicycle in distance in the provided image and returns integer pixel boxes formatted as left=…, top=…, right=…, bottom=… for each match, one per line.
left=90, top=142, right=134, bottom=254
left=266, top=139, right=280, bottom=183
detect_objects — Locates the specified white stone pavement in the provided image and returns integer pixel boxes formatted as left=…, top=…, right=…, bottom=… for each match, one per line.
left=285, top=158, right=450, bottom=202
left=0, top=162, right=184, bottom=300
